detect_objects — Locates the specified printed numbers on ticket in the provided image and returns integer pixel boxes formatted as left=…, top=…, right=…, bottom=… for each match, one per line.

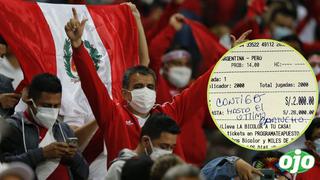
left=207, top=39, right=319, bottom=150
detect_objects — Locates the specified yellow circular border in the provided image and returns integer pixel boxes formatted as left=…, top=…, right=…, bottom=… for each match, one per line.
left=206, top=39, right=319, bottom=151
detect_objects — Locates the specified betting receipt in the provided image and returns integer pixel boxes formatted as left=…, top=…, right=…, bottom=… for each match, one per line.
left=207, top=39, right=318, bottom=150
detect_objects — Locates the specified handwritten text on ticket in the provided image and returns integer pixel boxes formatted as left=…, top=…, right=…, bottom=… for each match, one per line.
left=207, top=39, right=318, bottom=150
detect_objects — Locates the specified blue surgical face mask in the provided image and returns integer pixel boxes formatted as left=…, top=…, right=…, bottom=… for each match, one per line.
left=273, top=26, right=293, bottom=40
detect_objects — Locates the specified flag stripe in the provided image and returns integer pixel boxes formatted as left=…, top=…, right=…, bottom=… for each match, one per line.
left=87, top=5, right=139, bottom=102
left=0, top=0, right=56, bottom=83
left=38, top=3, right=112, bottom=118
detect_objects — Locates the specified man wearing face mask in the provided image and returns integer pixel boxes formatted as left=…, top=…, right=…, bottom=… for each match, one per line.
left=0, top=73, right=89, bottom=180
left=296, top=117, right=320, bottom=179
left=269, top=8, right=296, bottom=40
left=65, top=8, right=215, bottom=166
left=149, top=13, right=217, bottom=166
left=106, top=113, right=180, bottom=180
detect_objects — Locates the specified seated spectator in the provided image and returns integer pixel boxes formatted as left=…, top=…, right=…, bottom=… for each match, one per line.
left=121, top=155, right=154, bottom=180
left=0, top=73, right=89, bottom=180
left=106, top=113, right=180, bottom=180
left=150, top=154, right=184, bottom=180
left=296, top=117, right=320, bottom=179
left=163, top=164, right=203, bottom=180
left=0, top=74, right=20, bottom=118
left=0, top=162, right=34, bottom=180
left=201, top=156, right=263, bottom=180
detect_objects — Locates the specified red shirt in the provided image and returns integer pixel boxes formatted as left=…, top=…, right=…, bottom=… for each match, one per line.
left=73, top=43, right=212, bottom=166
left=296, top=160, right=320, bottom=180
left=149, top=25, right=218, bottom=166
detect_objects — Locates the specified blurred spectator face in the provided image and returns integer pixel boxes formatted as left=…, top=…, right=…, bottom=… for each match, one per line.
left=210, top=25, right=232, bottom=49
left=162, top=50, right=192, bottom=89
left=308, top=54, right=320, bottom=75
left=305, top=126, right=320, bottom=158
left=270, top=12, right=295, bottom=39
left=142, top=131, right=177, bottom=160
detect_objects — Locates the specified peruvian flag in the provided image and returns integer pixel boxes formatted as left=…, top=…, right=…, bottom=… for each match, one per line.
left=0, top=0, right=139, bottom=177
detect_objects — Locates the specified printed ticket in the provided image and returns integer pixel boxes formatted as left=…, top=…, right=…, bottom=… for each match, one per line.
left=207, top=39, right=318, bottom=150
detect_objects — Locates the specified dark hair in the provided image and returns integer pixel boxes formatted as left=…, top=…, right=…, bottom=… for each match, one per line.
left=270, top=8, right=296, bottom=22
left=0, top=36, right=7, bottom=45
left=121, top=155, right=154, bottom=180
left=305, top=117, right=320, bottom=141
left=28, top=73, right=62, bottom=101
left=150, top=154, right=184, bottom=180
left=279, top=34, right=303, bottom=50
left=140, top=113, right=180, bottom=140
left=122, top=65, right=157, bottom=89
left=251, top=151, right=284, bottom=165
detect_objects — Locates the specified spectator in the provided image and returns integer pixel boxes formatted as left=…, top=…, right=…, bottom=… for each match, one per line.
left=150, top=154, right=184, bottom=180
left=0, top=73, right=89, bottom=180
left=297, top=117, right=320, bottom=179
left=163, top=164, right=203, bottom=180
left=66, top=7, right=214, bottom=166
left=269, top=8, right=297, bottom=40
left=106, top=113, right=181, bottom=180
left=201, top=156, right=263, bottom=180
left=0, top=38, right=23, bottom=89
left=121, top=155, right=154, bottom=180
left=0, top=162, right=34, bottom=180
left=0, top=74, right=20, bottom=118
left=0, top=38, right=21, bottom=118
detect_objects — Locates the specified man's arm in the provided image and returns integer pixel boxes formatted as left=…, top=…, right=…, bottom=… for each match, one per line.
left=65, top=8, right=115, bottom=133
left=201, top=156, right=263, bottom=179
left=125, top=3, right=150, bottom=67
left=146, top=0, right=185, bottom=41
left=159, top=65, right=213, bottom=125
left=149, top=14, right=184, bottom=75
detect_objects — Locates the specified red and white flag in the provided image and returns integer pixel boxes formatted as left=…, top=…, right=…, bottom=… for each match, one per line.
left=0, top=0, right=139, bottom=178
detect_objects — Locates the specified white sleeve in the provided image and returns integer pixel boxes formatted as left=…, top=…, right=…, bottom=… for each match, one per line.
left=105, top=160, right=126, bottom=180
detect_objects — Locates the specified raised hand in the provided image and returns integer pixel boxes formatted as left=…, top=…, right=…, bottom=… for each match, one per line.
left=122, top=2, right=140, bottom=19
left=64, top=8, right=88, bottom=48
left=231, top=29, right=252, bottom=47
left=169, top=13, right=185, bottom=31
left=0, top=93, right=21, bottom=109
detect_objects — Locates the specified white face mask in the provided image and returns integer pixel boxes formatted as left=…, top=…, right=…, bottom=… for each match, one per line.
left=168, top=66, right=192, bottom=88
left=29, top=99, right=59, bottom=129
left=273, top=26, right=293, bottom=40
left=129, top=87, right=156, bottom=114
left=219, top=33, right=232, bottom=49
left=313, top=65, right=320, bottom=75
left=145, top=137, right=172, bottom=161
left=313, top=138, right=320, bottom=156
